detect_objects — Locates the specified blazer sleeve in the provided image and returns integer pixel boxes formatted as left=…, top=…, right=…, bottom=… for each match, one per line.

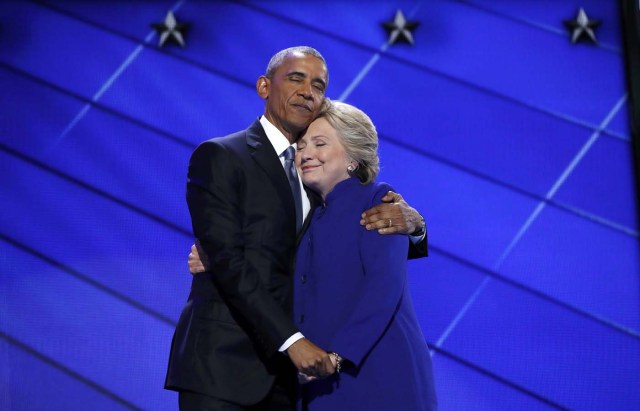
left=187, top=141, right=298, bottom=356
left=329, top=185, right=409, bottom=367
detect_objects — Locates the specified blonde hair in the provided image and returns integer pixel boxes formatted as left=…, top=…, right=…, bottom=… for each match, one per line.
left=318, top=99, right=379, bottom=184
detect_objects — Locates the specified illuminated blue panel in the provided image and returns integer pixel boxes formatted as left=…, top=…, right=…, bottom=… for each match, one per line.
left=236, top=0, right=419, bottom=49
left=460, top=0, right=623, bottom=48
left=554, top=136, right=638, bottom=231
left=376, top=142, right=540, bottom=271
left=0, top=243, right=178, bottom=410
left=443, top=280, right=640, bottom=410
left=0, top=68, right=85, bottom=146
left=47, top=0, right=380, bottom=104
left=0, top=68, right=192, bottom=229
left=381, top=0, right=626, bottom=126
left=499, top=205, right=640, bottom=331
left=0, top=151, right=192, bottom=320
left=432, top=352, right=559, bottom=411
left=0, top=339, right=133, bottom=411
left=0, top=1, right=142, bottom=98
left=606, top=102, right=632, bottom=138
left=37, top=0, right=174, bottom=40
left=408, top=251, right=487, bottom=343
left=98, top=47, right=264, bottom=141
left=172, top=0, right=378, bottom=98
left=348, top=57, right=592, bottom=198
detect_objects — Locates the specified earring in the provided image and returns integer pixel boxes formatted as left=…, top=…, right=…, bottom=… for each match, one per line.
left=347, top=164, right=355, bottom=172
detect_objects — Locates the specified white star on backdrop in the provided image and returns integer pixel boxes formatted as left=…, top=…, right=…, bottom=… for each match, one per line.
left=151, top=11, right=189, bottom=48
left=382, top=10, right=419, bottom=46
left=563, top=8, right=601, bottom=44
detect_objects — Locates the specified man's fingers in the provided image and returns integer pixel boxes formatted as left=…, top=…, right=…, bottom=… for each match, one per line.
left=377, top=225, right=402, bottom=235
left=188, top=243, right=207, bottom=274
left=362, top=205, right=403, bottom=230
left=300, top=357, right=334, bottom=378
left=381, top=190, right=403, bottom=203
left=361, top=190, right=421, bottom=235
left=380, top=192, right=395, bottom=203
left=287, top=338, right=335, bottom=377
left=361, top=205, right=385, bottom=219
left=364, top=215, right=391, bottom=231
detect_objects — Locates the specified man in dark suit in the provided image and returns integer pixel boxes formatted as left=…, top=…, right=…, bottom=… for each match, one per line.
left=165, top=46, right=427, bottom=410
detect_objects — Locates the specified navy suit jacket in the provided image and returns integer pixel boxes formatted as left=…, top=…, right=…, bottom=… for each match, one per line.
left=165, top=119, right=300, bottom=405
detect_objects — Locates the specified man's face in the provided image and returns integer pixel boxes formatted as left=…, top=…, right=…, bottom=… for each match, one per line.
left=258, top=53, right=328, bottom=141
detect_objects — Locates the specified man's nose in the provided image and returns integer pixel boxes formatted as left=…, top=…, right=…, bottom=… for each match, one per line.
left=298, top=82, right=313, bottom=99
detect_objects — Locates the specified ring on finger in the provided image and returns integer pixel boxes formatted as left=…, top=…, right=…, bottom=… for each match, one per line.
left=388, top=218, right=392, bottom=228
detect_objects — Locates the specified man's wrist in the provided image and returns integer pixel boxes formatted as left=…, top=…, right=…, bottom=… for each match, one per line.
left=279, top=332, right=305, bottom=353
left=411, top=215, right=426, bottom=237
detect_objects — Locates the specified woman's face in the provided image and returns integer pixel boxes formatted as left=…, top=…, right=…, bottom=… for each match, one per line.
left=296, top=117, right=352, bottom=199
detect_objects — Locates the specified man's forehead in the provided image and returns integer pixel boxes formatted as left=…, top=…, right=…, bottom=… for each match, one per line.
left=280, top=53, right=327, bottom=76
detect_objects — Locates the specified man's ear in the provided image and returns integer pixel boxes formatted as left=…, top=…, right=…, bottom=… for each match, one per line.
left=256, top=76, right=269, bottom=99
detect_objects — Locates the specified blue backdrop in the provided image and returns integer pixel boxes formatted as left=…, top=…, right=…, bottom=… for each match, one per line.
left=1, top=1, right=638, bottom=410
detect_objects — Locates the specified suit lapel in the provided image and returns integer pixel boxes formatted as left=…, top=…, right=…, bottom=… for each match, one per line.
left=246, top=120, right=297, bottom=232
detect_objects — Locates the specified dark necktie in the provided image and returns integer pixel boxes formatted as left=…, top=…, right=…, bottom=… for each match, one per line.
left=283, top=146, right=303, bottom=231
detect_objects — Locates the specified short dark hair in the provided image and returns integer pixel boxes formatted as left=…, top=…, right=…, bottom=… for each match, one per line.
left=265, top=46, right=328, bottom=83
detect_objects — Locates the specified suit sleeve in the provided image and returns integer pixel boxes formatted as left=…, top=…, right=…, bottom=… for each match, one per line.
left=329, top=185, right=409, bottom=367
left=408, top=231, right=428, bottom=259
left=187, top=141, right=298, bottom=356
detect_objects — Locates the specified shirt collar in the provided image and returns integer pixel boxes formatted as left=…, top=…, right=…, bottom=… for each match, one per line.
left=260, top=115, right=295, bottom=156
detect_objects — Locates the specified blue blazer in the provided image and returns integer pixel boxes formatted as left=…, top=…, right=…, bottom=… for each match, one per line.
left=294, top=177, right=437, bottom=411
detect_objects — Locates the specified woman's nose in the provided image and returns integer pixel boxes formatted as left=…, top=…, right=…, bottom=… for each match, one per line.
left=295, top=150, right=307, bottom=164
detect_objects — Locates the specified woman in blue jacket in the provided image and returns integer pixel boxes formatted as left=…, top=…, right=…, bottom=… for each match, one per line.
left=293, top=100, right=437, bottom=411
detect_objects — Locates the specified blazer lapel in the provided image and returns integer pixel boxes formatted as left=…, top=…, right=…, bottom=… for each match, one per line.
left=296, top=187, right=321, bottom=247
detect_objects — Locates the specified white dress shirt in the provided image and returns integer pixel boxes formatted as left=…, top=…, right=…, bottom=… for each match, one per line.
left=259, top=116, right=307, bottom=352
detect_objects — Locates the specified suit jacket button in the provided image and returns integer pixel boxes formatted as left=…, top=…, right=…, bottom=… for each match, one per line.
left=301, top=275, right=307, bottom=284
left=299, top=315, right=305, bottom=324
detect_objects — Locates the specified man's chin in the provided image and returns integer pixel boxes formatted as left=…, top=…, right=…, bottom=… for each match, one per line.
left=289, top=107, right=316, bottom=121
left=288, top=120, right=314, bottom=136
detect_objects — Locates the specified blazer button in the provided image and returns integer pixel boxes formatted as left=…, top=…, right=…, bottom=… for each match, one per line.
left=298, top=315, right=305, bottom=324
left=301, top=275, right=307, bottom=284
